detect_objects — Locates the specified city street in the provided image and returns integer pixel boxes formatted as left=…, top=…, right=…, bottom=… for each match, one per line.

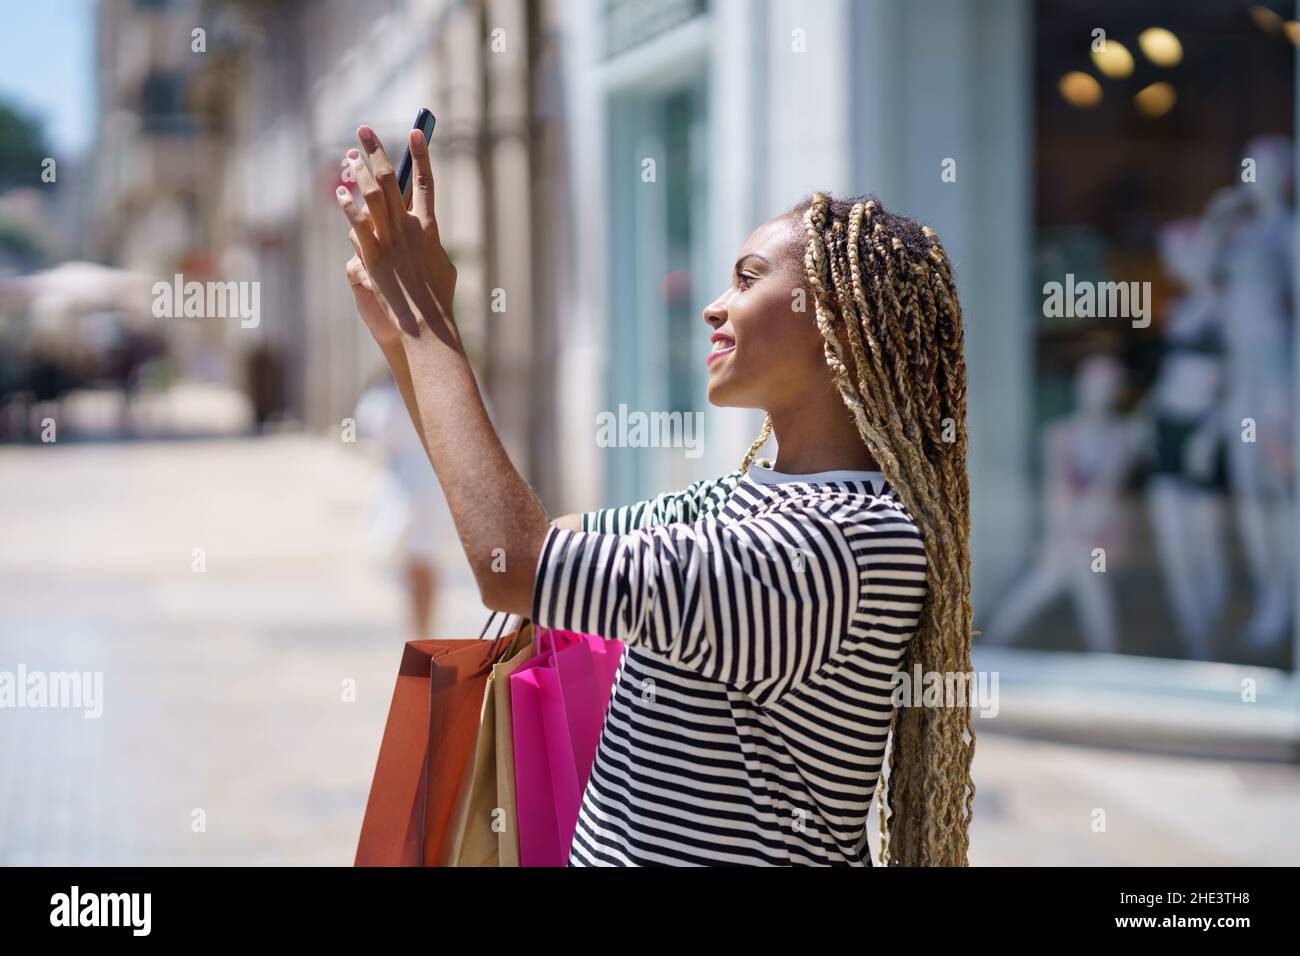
left=1, top=435, right=1297, bottom=865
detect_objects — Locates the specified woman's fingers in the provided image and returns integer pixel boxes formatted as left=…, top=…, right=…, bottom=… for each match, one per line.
left=347, top=233, right=370, bottom=279
left=345, top=254, right=372, bottom=290
left=350, top=150, right=392, bottom=243
left=409, top=127, right=439, bottom=238
left=336, top=186, right=379, bottom=261
left=358, top=125, right=407, bottom=227
left=364, top=254, right=419, bottom=333
left=346, top=254, right=400, bottom=339
left=338, top=123, right=451, bottom=339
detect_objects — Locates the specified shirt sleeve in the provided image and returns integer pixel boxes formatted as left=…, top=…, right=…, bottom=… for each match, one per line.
left=533, top=493, right=894, bottom=706
left=581, top=470, right=744, bottom=533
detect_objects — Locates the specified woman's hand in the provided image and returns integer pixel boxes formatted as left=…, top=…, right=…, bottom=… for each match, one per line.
left=345, top=245, right=402, bottom=351
left=331, top=124, right=551, bottom=620
left=338, top=146, right=399, bottom=350
left=335, top=126, right=459, bottom=349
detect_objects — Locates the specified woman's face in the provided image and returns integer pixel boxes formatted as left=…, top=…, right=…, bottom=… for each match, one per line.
left=702, top=215, right=829, bottom=409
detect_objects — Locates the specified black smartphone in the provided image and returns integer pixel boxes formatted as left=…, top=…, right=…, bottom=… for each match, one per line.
left=397, top=108, right=437, bottom=207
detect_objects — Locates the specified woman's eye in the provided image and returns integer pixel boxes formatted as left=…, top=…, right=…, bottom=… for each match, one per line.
left=737, top=272, right=756, bottom=289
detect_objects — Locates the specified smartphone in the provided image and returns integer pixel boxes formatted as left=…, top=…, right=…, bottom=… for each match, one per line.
left=397, top=108, right=437, bottom=207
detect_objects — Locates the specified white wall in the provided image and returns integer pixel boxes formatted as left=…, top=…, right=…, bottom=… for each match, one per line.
left=849, top=0, right=1034, bottom=615
left=554, top=0, right=607, bottom=513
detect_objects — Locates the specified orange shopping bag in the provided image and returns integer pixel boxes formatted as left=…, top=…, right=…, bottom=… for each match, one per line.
left=355, top=612, right=520, bottom=866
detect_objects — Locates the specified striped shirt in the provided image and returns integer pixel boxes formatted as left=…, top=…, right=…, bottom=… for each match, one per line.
left=530, top=461, right=928, bottom=866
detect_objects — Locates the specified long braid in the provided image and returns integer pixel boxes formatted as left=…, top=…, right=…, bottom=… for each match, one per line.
left=740, top=191, right=976, bottom=866
left=739, top=412, right=774, bottom=472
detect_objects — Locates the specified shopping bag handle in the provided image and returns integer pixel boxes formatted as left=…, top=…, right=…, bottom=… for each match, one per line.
left=477, top=609, right=512, bottom=641
left=475, top=609, right=521, bottom=675
left=533, top=625, right=572, bottom=707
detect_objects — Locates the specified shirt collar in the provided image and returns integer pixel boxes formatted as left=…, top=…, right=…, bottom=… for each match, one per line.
left=746, top=461, right=887, bottom=490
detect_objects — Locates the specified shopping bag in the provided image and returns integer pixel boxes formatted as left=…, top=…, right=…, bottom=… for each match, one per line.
left=493, top=634, right=535, bottom=867
left=439, top=622, right=535, bottom=866
left=510, top=628, right=624, bottom=866
left=354, top=613, right=518, bottom=866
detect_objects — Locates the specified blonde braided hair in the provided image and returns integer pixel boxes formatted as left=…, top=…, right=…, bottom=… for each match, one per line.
left=739, top=413, right=774, bottom=471
left=742, top=192, right=975, bottom=866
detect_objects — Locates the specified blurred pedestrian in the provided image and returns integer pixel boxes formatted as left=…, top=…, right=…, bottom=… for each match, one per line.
left=355, top=371, right=452, bottom=640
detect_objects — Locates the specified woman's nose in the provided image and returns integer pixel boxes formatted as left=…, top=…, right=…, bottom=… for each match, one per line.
left=702, top=297, right=726, bottom=328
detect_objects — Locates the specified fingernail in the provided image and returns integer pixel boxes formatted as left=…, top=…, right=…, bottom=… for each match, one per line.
left=346, top=148, right=360, bottom=160
left=359, top=127, right=375, bottom=147
left=337, top=186, right=349, bottom=198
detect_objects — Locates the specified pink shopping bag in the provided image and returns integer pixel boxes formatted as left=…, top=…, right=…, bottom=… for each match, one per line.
left=510, top=628, right=624, bottom=866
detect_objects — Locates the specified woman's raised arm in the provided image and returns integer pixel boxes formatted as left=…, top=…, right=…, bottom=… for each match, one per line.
left=335, top=123, right=548, bottom=618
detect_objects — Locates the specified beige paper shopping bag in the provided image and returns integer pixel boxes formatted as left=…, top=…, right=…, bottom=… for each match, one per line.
left=439, top=621, right=535, bottom=866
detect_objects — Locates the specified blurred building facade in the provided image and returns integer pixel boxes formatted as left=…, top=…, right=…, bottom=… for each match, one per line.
left=93, top=0, right=237, bottom=392
left=88, top=0, right=1300, bottom=738
left=553, top=0, right=1300, bottom=743
left=92, top=0, right=565, bottom=498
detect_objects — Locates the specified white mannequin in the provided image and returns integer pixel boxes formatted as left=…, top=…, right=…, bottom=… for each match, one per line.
left=985, top=354, right=1140, bottom=654
left=1143, top=216, right=1229, bottom=660
left=1217, top=135, right=1295, bottom=650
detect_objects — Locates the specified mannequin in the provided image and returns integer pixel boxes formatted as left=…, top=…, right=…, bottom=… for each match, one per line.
left=1145, top=215, right=1229, bottom=660
left=1217, top=135, right=1295, bottom=651
left=985, top=354, right=1140, bottom=654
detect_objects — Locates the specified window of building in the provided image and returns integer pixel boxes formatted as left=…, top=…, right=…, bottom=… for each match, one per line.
left=985, top=0, right=1296, bottom=670
left=604, top=72, right=710, bottom=503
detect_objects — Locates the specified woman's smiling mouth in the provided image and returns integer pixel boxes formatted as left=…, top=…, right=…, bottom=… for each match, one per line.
left=708, top=332, right=736, bottom=367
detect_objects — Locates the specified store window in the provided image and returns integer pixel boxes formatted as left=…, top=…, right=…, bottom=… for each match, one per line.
left=605, top=74, right=710, bottom=503
left=983, top=0, right=1296, bottom=670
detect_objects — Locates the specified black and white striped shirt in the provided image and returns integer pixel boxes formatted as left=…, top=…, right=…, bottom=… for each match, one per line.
left=530, top=461, right=928, bottom=866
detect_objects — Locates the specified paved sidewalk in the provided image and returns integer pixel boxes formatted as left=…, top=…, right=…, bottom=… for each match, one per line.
left=0, top=435, right=1296, bottom=865
left=0, top=434, right=489, bottom=865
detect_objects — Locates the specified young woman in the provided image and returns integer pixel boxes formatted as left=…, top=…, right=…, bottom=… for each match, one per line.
left=335, top=125, right=975, bottom=866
